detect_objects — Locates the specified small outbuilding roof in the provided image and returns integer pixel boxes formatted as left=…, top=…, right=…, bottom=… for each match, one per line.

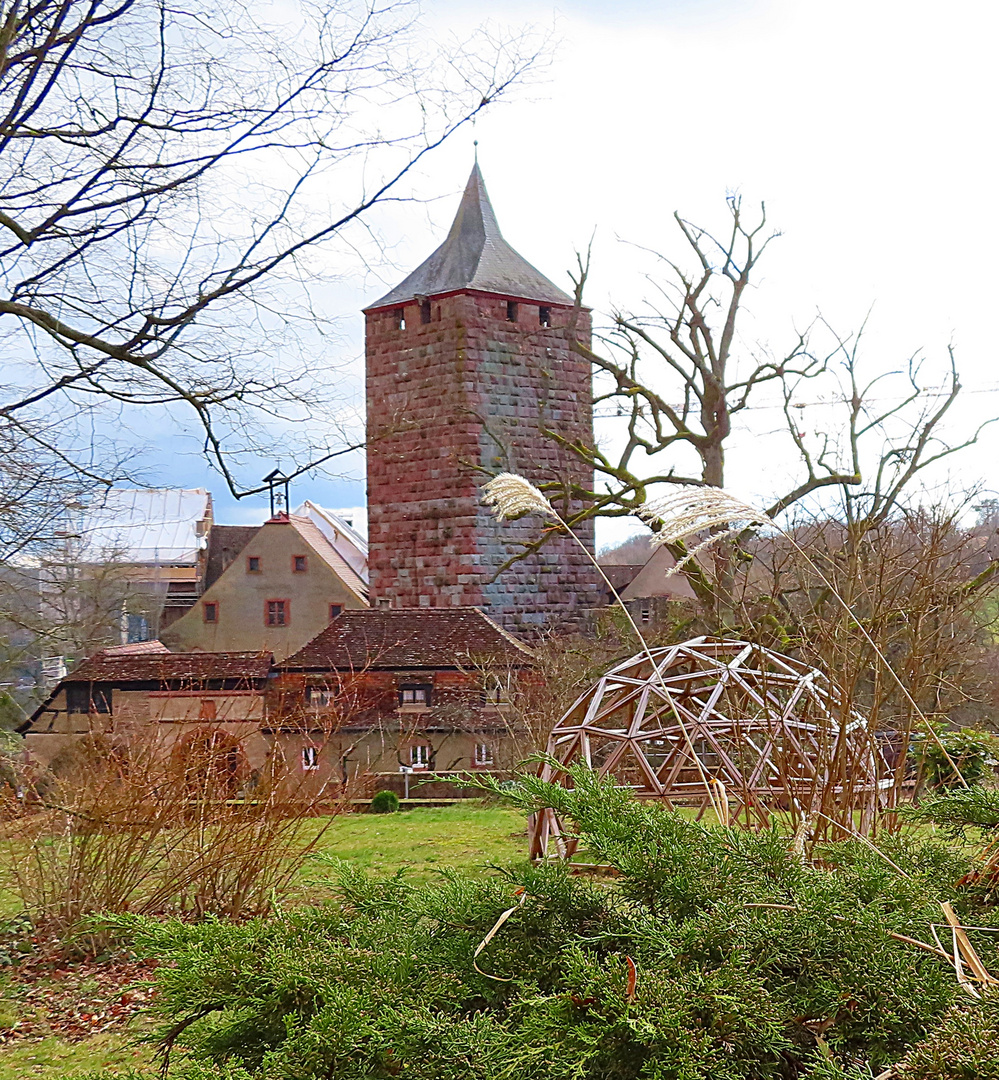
left=64, top=650, right=273, bottom=684
left=281, top=607, right=534, bottom=671
left=366, top=165, right=574, bottom=311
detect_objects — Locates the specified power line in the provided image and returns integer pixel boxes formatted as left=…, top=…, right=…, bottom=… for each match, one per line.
left=593, top=382, right=999, bottom=419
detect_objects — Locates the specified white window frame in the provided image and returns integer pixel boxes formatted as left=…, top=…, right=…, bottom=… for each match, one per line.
left=474, top=742, right=494, bottom=767
left=410, top=743, right=431, bottom=769
left=302, top=746, right=320, bottom=771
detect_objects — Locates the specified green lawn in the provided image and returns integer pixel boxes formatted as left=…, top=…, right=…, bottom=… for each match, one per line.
left=0, top=1033, right=152, bottom=1079
left=0, top=802, right=528, bottom=1078
left=303, top=801, right=528, bottom=883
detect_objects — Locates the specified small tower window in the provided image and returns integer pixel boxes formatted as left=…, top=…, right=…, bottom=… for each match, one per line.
left=506, top=301, right=518, bottom=323
left=538, top=306, right=551, bottom=328
left=420, top=297, right=432, bottom=324
left=393, top=308, right=406, bottom=330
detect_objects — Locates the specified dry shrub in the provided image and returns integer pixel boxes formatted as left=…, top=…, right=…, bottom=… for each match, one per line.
left=0, top=725, right=345, bottom=942
left=730, top=504, right=999, bottom=821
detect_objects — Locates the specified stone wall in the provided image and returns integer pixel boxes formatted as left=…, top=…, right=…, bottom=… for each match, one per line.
left=365, top=291, right=602, bottom=632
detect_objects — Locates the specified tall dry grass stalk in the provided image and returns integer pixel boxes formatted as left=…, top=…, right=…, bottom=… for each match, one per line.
left=482, top=473, right=725, bottom=819
left=0, top=727, right=345, bottom=946
left=635, top=483, right=969, bottom=793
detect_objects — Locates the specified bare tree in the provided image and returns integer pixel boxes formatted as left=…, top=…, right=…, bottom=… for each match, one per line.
left=0, top=0, right=545, bottom=502
left=507, top=197, right=988, bottom=626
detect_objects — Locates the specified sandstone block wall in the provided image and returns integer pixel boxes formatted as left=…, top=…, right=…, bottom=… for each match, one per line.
left=365, top=291, right=602, bottom=632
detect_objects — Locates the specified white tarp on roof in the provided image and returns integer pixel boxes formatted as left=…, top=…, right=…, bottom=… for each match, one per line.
left=293, top=501, right=367, bottom=581
left=74, top=489, right=211, bottom=565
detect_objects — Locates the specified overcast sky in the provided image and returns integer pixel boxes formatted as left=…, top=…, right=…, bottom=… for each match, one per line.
left=148, top=0, right=998, bottom=547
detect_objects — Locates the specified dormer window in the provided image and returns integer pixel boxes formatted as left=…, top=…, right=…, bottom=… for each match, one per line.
left=539, top=305, right=551, bottom=328
left=506, top=300, right=518, bottom=322
left=399, top=684, right=431, bottom=708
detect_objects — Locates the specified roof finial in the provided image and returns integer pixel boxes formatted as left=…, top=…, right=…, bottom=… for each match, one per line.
left=473, top=138, right=478, bottom=165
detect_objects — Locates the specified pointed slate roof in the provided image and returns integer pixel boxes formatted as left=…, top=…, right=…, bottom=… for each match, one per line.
left=367, top=165, right=573, bottom=310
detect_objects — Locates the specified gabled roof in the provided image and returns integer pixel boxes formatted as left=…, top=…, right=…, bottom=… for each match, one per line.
left=366, top=165, right=573, bottom=311
left=284, top=515, right=368, bottom=602
left=619, top=546, right=697, bottom=601
left=102, top=640, right=170, bottom=656
left=63, top=650, right=273, bottom=683
left=292, top=501, right=368, bottom=582
left=281, top=607, right=534, bottom=671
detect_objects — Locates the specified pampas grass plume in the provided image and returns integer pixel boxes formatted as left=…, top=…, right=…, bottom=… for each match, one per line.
left=482, top=473, right=555, bottom=521
left=637, top=485, right=771, bottom=577
left=638, top=485, right=771, bottom=545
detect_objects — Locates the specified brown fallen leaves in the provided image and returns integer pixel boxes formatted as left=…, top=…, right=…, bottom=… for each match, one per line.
left=0, top=953, right=158, bottom=1045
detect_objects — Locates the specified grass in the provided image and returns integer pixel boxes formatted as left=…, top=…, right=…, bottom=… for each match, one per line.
left=302, top=801, right=528, bottom=883
left=0, top=1033, right=152, bottom=1078
left=0, top=801, right=527, bottom=1077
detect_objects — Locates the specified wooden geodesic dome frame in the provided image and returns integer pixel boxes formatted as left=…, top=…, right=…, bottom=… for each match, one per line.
left=529, top=637, right=889, bottom=860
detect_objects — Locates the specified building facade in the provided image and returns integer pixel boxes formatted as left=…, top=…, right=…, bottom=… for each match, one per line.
left=364, top=166, right=602, bottom=632
left=275, top=607, right=535, bottom=793
left=21, top=609, right=533, bottom=799
left=161, top=513, right=368, bottom=662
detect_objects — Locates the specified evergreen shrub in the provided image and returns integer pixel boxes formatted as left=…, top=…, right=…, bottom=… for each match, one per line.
left=101, top=769, right=999, bottom=1079
left=370, top=789, right=400, bottom=814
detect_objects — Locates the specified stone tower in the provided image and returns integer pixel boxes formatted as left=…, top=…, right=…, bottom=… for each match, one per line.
left=364, top=165, right=602, bottom=631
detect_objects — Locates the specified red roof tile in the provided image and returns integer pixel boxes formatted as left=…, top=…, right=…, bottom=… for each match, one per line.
left=66, top=650, right=273, bottom=683
left=281, top=608, right=533, bottom=670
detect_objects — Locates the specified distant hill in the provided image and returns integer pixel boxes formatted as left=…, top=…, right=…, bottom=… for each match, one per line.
left=598, top=534, right=654, bottom=566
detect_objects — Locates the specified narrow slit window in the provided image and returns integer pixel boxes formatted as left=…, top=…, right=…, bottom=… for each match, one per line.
left=538, top=305, right=551, bottom=327
left=393, top=308, right=406, bottom=330
left=420, top=298, right=432, bottom=324
left=506, top=300, right=518, bottom=322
